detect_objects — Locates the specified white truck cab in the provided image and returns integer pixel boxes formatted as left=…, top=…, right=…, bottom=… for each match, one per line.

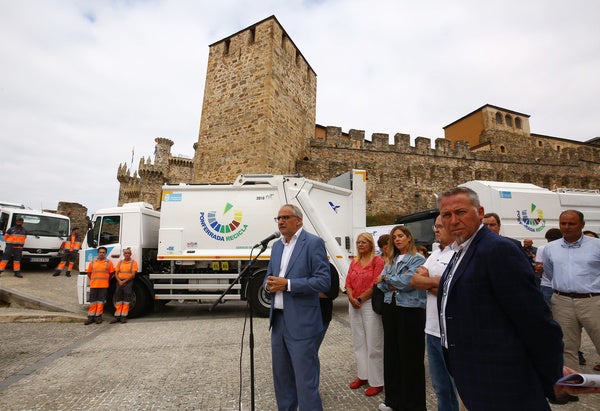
left=0, top=206, right=71, bottom=266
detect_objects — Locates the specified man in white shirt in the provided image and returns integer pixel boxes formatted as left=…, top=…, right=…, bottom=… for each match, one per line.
left=411, top=216, right=459, bottom=411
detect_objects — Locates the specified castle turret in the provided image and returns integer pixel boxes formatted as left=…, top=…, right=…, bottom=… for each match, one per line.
left=154, top=137, right=174, bottom=171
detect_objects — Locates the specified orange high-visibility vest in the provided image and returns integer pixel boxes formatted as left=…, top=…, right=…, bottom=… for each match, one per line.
left=63, top=235, right=82, bottom=251
left=116, top=259, right=138, bottom=281
left=87, top=259, right=114, bottom=288
left=4, top=226, right=27, bottom=246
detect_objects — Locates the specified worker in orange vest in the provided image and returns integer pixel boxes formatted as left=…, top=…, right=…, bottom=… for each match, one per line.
left=53, top=227, right=82, bottom=277
left=85, top=246, right=115, bottom=325
left=0, top=217, right=27, bottom=278
left=110, top=247, right=138, bottom=324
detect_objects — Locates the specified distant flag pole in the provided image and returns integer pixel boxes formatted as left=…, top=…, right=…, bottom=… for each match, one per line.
left=131, top=146, right=135, bottom=167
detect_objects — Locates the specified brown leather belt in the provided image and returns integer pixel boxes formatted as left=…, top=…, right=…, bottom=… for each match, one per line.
left=554, top=290, right=600, bottom=299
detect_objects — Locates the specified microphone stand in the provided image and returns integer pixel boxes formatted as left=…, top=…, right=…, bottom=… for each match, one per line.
left=210, top=244, right=267, bottom=411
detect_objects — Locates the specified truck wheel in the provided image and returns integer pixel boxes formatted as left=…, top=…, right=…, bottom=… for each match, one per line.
left=107, top=280, right=151, bottom=318
left=127, top=280, right=151, bottom=318
left=247, top=268, right=270, bottom=318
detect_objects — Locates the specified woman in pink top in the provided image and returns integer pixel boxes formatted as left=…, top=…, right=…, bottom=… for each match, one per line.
left=345, top=232, right=385, bottom=396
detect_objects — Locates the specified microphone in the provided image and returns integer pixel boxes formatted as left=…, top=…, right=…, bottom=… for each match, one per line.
left=254, top=232, right=281, bottom=248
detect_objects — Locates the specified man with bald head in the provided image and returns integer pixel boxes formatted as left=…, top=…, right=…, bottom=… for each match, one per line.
left=543, top=210, right=600, bottom=370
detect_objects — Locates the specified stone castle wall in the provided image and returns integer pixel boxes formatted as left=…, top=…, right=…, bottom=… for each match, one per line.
left=117, top=126, right=600, bottom=219
left=296, top=127, right=600, bottom=219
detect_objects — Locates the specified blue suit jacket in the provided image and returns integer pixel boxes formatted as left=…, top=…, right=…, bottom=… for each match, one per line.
left=266, top=229, right=331, bottom=340
left=438, top=226, right=563, bottom=410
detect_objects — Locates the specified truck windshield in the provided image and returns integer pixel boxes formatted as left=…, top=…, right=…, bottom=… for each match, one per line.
left=14, top=214, right=70, bottom=237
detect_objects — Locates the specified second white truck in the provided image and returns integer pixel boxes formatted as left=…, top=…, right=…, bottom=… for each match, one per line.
left=0, top=205, right=71, bottom=267
left=78, top=170, right=367, bottom=317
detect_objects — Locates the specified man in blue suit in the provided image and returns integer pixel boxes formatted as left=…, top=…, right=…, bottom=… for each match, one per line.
left=265, top=204, right=331, bottom=411
left=437, top=186, right=569, bottom=410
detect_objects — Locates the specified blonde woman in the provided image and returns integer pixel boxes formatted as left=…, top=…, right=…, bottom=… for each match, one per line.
left=376, top=226, right=427, bottom=411
left=345, top=232, right=385, bottom=396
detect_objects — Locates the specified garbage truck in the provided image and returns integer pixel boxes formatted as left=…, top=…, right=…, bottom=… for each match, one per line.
left=78, top=170, right=367, bottom=317
left=460, top=181, right=600, bottom=246
left=393, top=181, right=600, bottom=249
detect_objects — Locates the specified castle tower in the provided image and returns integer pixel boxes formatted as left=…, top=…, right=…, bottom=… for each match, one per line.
left=192, top=15, right=317, bottom=183
left=154, top=137, right=174, bottom=170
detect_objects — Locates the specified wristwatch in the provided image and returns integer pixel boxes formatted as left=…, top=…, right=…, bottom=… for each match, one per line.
left=357, top=297, right=362, bottom=303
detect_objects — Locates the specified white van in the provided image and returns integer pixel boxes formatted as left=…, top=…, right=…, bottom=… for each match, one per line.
left=0, top=206, right=71, bottom=266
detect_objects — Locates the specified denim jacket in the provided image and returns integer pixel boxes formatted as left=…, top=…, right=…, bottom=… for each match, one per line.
left=377, top=253, right=426, bottom=308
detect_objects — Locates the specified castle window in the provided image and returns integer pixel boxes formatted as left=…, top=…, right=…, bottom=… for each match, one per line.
left=249, top=27, right=255, bottom=44
left=538, top=140, right=543, bottom=147
left=295, top=50, right=301, bottom=66
left=223, top=39, right=230, bottom=55
left=281, top=33, right=287, bottom=48
left=500, top=145, right=506, bottom=153
left=515, top=117, right=522, bottom=129
left=505, top=115, right=513, bottom=127
left=495, top=112, right=503, bottom=124
left=556, top=145, right=561, bottom=152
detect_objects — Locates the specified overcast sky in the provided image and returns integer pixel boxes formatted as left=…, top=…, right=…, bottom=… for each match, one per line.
left=1, top=0, right=599, bottom=215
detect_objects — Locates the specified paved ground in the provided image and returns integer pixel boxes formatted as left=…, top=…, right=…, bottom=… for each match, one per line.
left=0, top=267, right=598, bottom=410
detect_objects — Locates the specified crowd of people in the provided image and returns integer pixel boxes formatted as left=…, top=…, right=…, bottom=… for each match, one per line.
left=264, top=192, right=600, bottom=411
left=2, top=194, right=598, bottom=410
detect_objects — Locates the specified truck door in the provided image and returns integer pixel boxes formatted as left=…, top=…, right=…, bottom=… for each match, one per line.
left=84, top=214, right=123, bottom=265
left=0, top=212, right=8, bottom=255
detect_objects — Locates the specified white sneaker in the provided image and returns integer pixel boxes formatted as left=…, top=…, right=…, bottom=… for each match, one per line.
left=378, top=403, right=393, bottom=411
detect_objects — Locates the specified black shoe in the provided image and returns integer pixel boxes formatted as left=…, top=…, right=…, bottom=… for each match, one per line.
left=65, top=271, right=71, bottom=277
left=121, top=318, right=127, bottom=323
left=95, top=317, right=103, bottom=324
left=14, top=272, right=23, bottom=278
left=578, top=351, right=587, bottom=366
left=550, top=394, right=579, bottom=404
left=53, top=271, right=60, bottom=276
left=110, top=318, right=120, bottom=324
left=84, top=318, right=95, bottom=325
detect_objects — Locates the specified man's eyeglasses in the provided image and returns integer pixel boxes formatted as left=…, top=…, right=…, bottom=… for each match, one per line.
left=274, top=215, right=297, bottom=222
left=432, top=225, right=444, bottom=230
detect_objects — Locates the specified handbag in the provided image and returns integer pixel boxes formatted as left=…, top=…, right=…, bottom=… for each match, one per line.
left=371, top=283, right=384, bottom=314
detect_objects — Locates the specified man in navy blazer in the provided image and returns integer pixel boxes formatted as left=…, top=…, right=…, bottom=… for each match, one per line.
left=437, top=187, right=565, bottom=410
left=265, top=204, right=331, bottom=411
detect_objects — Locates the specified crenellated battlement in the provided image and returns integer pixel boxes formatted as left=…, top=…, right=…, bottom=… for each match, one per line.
left=117, top=138, right=196, bottom=208
left=308, top=126, right=598, bottom=166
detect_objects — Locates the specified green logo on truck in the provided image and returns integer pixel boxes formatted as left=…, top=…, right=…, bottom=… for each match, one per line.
left=199, top=203, right=248, bottom=241
left=516, top=203, right=546, bottom=233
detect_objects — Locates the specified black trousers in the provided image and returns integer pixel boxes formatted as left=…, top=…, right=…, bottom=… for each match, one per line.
left=381, top=302, right=426, bottom=411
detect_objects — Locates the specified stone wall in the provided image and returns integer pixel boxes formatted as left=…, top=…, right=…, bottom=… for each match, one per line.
left=296, top=128, right=600, bottom=220
left=53, top=201, right=88, bottom=235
